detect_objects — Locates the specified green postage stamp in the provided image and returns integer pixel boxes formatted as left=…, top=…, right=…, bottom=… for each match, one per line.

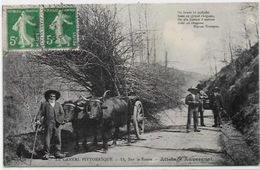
left=7, top=8, right=40, bottom=50
left=4, top=6, right=78, bottom=51
left=44, top=8, right=77, bottom=49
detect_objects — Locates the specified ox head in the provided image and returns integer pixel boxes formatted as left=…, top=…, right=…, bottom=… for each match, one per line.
left=80, top=90, right=109, bottom=120
left=62, top=100, right=85, bottom=121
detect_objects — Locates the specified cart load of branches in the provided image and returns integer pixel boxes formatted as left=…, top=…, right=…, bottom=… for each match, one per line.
left=125, top=63, right=185, bottom=113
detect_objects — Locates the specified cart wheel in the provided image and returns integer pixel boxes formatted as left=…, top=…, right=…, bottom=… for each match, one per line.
left=133, top=100, right=145, bottom=139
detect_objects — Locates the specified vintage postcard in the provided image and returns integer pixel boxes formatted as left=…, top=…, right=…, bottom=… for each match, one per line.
left=2, top=0, right=259, bottom=168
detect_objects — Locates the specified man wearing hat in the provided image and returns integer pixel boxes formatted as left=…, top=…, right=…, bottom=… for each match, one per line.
left=35, top=90, right=66, bottom=160
left=196, top=83, right=208, bottom=126
left=211, top=87, right=224, bottom=127
left=185, top=87, right=201, bottom=132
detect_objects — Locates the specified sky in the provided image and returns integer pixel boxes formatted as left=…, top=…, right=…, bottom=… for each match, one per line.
left=117, top=3, right=258, bottom=75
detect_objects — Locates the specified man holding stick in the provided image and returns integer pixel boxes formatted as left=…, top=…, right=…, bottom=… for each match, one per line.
left=35, top=90, right=67, bottom=160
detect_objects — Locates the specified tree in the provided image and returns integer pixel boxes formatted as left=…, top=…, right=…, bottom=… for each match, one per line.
left=3, top=54, right=50, bottom=132
left=240, top=3, right=259, bottom=47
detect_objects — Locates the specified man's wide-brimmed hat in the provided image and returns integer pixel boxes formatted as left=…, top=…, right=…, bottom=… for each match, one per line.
left=213, top=87, right=220, bottom=92
left=196, top=83, right=203, bottom=90
left=44, top=90, right=61, bottom=100
left=188, top=87, right=198, bottom=92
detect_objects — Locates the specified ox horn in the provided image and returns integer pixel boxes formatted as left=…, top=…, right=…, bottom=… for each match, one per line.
left=80, top=95, right=90, bottom=101
left=80, top=96, right=103, bottom=104
left=103, top=90, right=111, bottom=99
left=92, top=99, right=103, bottom=103
left=64, top=103, right=76, bottom=108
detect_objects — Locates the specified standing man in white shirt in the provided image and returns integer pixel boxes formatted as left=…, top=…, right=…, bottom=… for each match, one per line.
left=185, top=87, right=201, bottom=133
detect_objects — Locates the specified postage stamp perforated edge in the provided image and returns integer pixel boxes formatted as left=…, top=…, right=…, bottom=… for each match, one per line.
left=2, top=5, right=41, bottom=52
left=42, top=4, right=79, bottom=51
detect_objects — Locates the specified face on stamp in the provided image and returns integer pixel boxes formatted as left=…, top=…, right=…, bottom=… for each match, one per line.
left=7, top=8, right=40, bottom=50
left=44, top=8, right=77, bottom=49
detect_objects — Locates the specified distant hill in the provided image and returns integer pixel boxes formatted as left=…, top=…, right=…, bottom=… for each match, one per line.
left=168, top=67, right=209, bottom=96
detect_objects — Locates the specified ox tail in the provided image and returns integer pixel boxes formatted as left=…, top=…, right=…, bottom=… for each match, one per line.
left=126, top=98, right=133, bottom=121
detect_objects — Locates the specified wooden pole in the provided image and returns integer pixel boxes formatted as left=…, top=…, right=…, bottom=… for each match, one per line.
left=165, top=50, right=168, bottom=71
left=144, top=6, right=150, bottom=64
left=128, top=5, right=135, bottom=65
left=153, top=33, right=156, bottom=65
left=138, top=4, right=143, bottom=63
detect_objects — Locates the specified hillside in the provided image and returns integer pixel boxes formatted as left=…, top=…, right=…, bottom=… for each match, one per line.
left=205, top=43, right=259, bottom=160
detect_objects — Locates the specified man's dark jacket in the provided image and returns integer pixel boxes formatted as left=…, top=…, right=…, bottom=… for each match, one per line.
left=185, top=93, right=200, bottom=109
left=36, top=101, right=65, bottom=125
left=212, top=93, right=224, bottom=110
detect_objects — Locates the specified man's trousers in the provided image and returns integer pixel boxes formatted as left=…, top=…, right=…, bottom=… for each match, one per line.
left=212, top=108, right=222, bottom=127
left=43, top=122, right=61, bottom=154
left=199, top=110, right=204, bottom=125
left=186, top=108, right=199, bottom=130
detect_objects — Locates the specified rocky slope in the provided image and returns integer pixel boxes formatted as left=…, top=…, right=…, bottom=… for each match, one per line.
left=206, top=43, right=259, bottom=163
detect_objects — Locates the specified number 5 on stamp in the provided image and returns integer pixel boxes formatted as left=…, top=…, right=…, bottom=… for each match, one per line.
left=44, top=8, right=78, bottom=49
left=7, top=8, right=40, bottom=50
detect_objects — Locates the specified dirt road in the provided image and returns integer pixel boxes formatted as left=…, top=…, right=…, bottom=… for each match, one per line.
left=21, top=107, right=229, bottom=167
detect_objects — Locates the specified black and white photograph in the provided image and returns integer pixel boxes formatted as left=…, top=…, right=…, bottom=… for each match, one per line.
left=1, top=0, right=259, bottom=167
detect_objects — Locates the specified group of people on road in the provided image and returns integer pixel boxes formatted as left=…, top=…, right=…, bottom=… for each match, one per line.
left=20, top=85, right=223, bottom=160
left=185, top=84, right=224, bottom=133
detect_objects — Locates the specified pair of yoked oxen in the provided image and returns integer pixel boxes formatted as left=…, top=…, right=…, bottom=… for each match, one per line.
left=62, top=90, right=133, bottom=153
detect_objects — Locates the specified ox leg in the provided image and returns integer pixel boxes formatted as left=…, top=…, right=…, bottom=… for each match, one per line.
left=93, top=125, right=98, bottom=146
left=74, top=131, right=80, bottom=151
left=72, top=122, right=80, bottom=151
left=112, top=127, right=119, bottom=145
left=83, top=123, right=89, bottom=151
left=102, top=126, right=108, bottom=152
left=93, top=135, right=98, bottom=146
left=127, top=115, right=131, bottom=144
left=82, top=130, right=88, bottom=151
left=83, top=138, right=88, bottom=151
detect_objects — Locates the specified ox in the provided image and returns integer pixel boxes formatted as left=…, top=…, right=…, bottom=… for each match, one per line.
left=81, top=90, right=132, bottom=152
left=62, top=100, right=98, bottom=151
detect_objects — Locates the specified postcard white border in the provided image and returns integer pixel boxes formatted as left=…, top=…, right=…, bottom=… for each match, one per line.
left=1, top=0, right=259, bottom=170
